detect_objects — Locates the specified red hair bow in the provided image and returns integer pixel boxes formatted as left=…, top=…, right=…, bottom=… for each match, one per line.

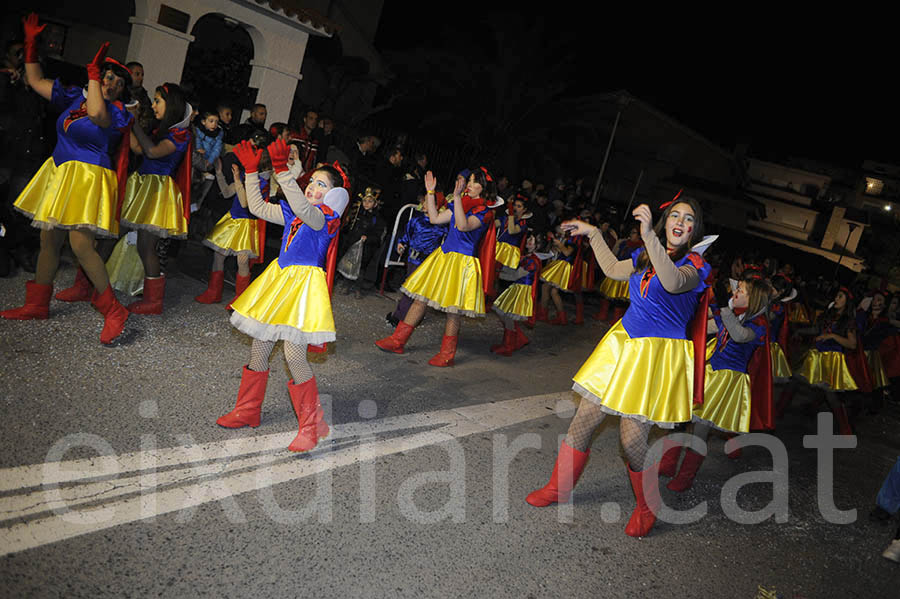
left=839, top=286, right=854, bottom=300
left=479, top=166, right=493, bottom=182
left=332, top=161, right=350, bottom=189
left=659, top=189, right=683, bottom=211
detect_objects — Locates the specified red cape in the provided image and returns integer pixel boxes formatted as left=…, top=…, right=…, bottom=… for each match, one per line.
left=748, top=315, right=775, bottom=430
left=308, top=209, right=342, bottom=355
left=690, top=286, right=713, bottom=406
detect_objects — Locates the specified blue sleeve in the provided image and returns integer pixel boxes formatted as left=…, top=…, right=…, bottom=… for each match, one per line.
left=166, top=128, right=191, bottom=155
left=686, top=253, right=712, bottom=292
left=397, top=214, right=413, bottom=246
left=748, top=319, right=767, bottom=346
left=50, top=79, right=83, bottom=113
left=109, top=102, right=133, bottom=130
left=280, top=200, right=294, bottom=224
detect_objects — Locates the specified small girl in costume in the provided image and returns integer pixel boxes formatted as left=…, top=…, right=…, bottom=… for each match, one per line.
left=120, top=82, right=192, bottom=315
left=494, top=193, right=531, bottom=270
left=768, top=273, right=795, bottom=384
left=535, top=226, right=587, bottom=325
left=660, top=276, right=771, bottom=492
left=375, top=168, right=497, bottom=366
left=526, top=197, right=713, bottom=538
left=2, top=14, right=132, bottom=345
left=216, top=139, right=348, bottom=452
left=490, top=233, right=540, bottom=356
left=857, top=291, right=897, bottom=401
left=594, top=224, right=642, bottom=322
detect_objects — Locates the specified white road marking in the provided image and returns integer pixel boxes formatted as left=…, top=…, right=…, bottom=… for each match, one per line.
left=0, top=393, right=567, bottom=557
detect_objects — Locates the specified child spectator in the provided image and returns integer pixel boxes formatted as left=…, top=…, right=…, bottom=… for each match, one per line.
left=339, top=186, right=386, bottom=298
left=191, top=109, right=224, bottom=210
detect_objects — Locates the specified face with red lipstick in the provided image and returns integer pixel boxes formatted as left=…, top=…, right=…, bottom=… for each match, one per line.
left=304, top=172, right=335, bottom=205
left=664, top=202, right=695, bottom=249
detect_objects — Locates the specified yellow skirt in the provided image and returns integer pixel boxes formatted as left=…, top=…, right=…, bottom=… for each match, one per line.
left=597, top=276, right=630, bottom=300
left=789, top=303, right=811, bottom=325
left=401, top=247, right=485, bottom=317
left=14, top=157, right=120, bottom=237
left=120, top=173, right=188, bottom=238
left=540, top=259, right=587, bottom=292
left=492, top=283, right=533, bottom=321
left=572, top=319, right=696, bottom=428
left=495, top=241, right=521, bottom=269
left=866, top=350, right=890, bottom=390
left=771, top=342, right=793, bottom=382
left=230, top=262, right=335, bottom=346
left=204, top=213, right=260, bottom=258
left=796, top=349, right=857, bottom=391
left=693, top=366, right=751, bottom=433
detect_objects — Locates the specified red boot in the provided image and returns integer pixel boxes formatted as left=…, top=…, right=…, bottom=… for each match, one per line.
left=833, top=404, right=853, bottom=435
left=625, top=462, right=661, bottom=537
left=535, top=304, right=549, bottom=322
left=511, top=323, right=530, bottom=351
left=0, top=281, right=52, bottom=320
left=549, top=309, right=568, bottom=325
left=592, top=298, right=610, bottom=321
left=658, top=438, right=683, bottom=478
left=56, top=268, right=93, bottom=302
left=92, top=285, right=129, bottom=344
left=194, top=270, right=224, bottom=304
left=226, top=274, right=251, bottom=310
left=428, top=335, right=458, bottom=367
left=216, top=366, right=270, bottom=428
left=610, top=305, right=626, bottom=323
left=666, top=449, right=705, bottom=492
left=490, top=329, right=515, bottom=354
left=526, top=440, right=591, bottom=507
left=286, top=377, right=330, bottom=452
left=725, top=434, right=742, bottom=459
left=574, top=302, right=584, bottom=325
left=128, top=276, right=165, bottom=315
left=375, top=321, right=415, bottom=354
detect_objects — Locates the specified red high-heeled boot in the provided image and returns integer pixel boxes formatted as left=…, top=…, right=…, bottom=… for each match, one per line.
left=526, top=441, right=590, bottom=507
left=428, top=335, right=457, bottom=367
left=375, top=321, right=415, bottom=354
left=216, top=366, right=270, bottom=428
left=625, top=462, right=661, bottom=537
left=286, top=377, right=330, bottom=452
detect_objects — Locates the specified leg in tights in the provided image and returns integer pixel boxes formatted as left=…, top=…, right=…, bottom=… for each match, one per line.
left=283, top=341, right=314, bottom=383
left=565, top=399, right=608, bottom=452
left=497, top=313, right=515, bottom=331
left=68, top=229, right=110, bottom=293
left=403, top=299, right=426, bottom=327
left=444, top=313, right=460, bottom=337
left=540, top=283, right=551, bottom=309
left=34, top=228, right=68, bottom=285
left=236, top=254, right=250, bottom=277
left=211, top=251, right=226, bottom=272
left=137, top=230, right=161, bottom=278
left=249, top=339, right=275, bottom=372
left=620, top=418, right=652, bottom=470
left=550, top=287, right=564, bottom=314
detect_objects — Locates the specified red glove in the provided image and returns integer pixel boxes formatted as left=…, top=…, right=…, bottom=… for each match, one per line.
left=86, top=42, right=110, bottom=82
left=233, top=140, right=262, bottom=173
left=267, top=138, right=290, bottom=174
left=507, top=199, right=514, bottom=216
left=22, top=13, right=46, bottom=64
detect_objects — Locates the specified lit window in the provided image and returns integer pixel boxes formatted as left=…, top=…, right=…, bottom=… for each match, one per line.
left=865, top=177, right=884, bottom=196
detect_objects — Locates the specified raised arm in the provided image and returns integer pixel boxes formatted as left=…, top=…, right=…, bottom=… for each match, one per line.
left=215, top=158, right=236, bottom=198
left=423, top=170, right=453, bottom=225
left=719, top=307, right=759, bottom=343
left=633, top=204, right=699, bottom=293
left=85, top=43, right=112, bottom=128
left=21, top=14, right=53, bottom=101
left=233, top=140, right=283, bottom=224
left=269, top=138, right=324, bottom=230
left=562, top=220, right=632, bottom=280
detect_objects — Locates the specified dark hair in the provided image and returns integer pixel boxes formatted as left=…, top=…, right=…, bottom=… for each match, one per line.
left=313, top=165, right=344, bottom=189
left=468, top=168, right=497, bottom=205
left=152, top=82, right=187, bottom=142
left=216, top=102, right=232, bottom=112
left=252, top=103, right=267, bottom=111
left=269, top=122, right=289, bottom=138
left=6, top=39, right=24, bottom=53
left=199, top=109, right=218, bottom=121
left=770, top=273, right=793, bottom=301
left=820, top=288, right=856, bottom=335
left=125, top=61, right=143, bottom=70
left=635, top=196, right=704, bottom=272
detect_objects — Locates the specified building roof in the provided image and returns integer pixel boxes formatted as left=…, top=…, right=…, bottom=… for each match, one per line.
left=253, top=0, right=340, bottom=35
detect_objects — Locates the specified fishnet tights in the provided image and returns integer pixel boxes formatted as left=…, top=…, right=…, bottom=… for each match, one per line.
left=248, top=339, right=313, bottom=383
left=565, top=400, right=654, bottom=469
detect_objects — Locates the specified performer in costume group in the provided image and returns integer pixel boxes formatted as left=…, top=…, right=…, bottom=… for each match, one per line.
left=120, top=82, right=192, bottom=315
left=535, top=226, right=587, bottom=325
left=768, top=273, right=795, bottom=386
left=217, top=139, right=348, bottom=452
left=376, top=168, right=497, bottom=367
left=490, top=233, right=540, bottom=356
left=2, top=14, right=133, bottom=345
left=494, top=193, right=531, bottom=271
left=526, top=198, right=712, bottom=538
left=194, top=154, right=271, bottom=308
left=660, top=275, right=772, bottom=492
left=857, top=291, right=897, bottom=400
left=594, top=225, right=642, bottom=322
left=386, top=189, right=449, bottom=326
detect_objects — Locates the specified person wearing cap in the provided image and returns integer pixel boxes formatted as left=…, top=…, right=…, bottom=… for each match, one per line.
left=1, top=13, right=133, bottom=345
left=216, top=138, right=349, bottom=453
left=118, top=82, right=193, bottom=315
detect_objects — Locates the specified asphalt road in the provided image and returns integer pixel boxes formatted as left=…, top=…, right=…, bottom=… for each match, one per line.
left=1, top=247, right=899, bottom=598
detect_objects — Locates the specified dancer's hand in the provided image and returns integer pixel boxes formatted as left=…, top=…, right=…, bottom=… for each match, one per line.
left=560, top=219, right=596, bottom=237
left=23, top=13, right=46, bottom=44
left=424, top=170, right=436, bottom=193
left=453, top=175, right=465, bottom=198
left=266, top=138, right=290, bottom=173
left=231, top=163, right=241, bottom=182
left=397, top=243, right=405, bottom=255
left=632, top=204, right=654, bottom=239
left=232, top=140, right=262, bottom=173
left=86, top=42, right=110, bottom=82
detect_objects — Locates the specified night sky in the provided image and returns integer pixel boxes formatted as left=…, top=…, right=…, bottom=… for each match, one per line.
left=374, top=6, right=898, bottom=170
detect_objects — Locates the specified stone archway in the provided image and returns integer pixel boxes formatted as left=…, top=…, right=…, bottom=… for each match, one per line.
left=180, top=14, right=254, bottom=113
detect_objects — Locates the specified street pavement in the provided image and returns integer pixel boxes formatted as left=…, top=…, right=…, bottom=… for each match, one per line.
left=1, top=245, right=899, bottom=598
